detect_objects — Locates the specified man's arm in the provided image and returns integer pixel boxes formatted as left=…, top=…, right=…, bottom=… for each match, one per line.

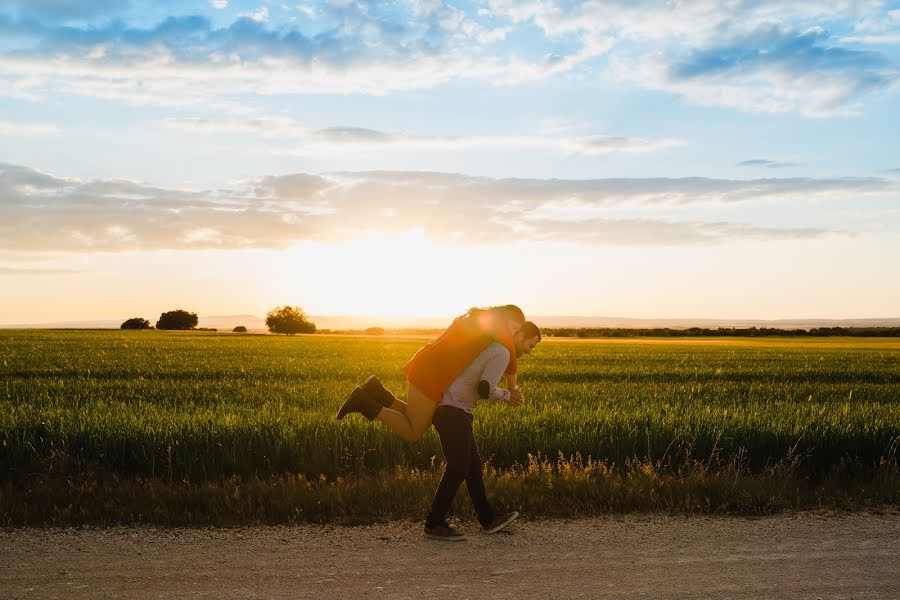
left=480, top=346, right=512, bottom=403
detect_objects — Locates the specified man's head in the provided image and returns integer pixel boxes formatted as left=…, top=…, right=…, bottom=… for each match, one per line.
left=514, top=321, right=541, bottom=358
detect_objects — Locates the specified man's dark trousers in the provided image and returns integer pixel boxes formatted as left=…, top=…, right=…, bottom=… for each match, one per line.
left=425, top=405, right=496, bottom=528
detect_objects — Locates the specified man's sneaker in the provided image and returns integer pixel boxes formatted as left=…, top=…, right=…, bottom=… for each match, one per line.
left=482, top=511, right=519, bottom=534
left=424, top=523, right=466, bottom=541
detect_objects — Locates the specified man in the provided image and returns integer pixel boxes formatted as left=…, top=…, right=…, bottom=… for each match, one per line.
left=337, top=305, right=526, bottom=442
left=423, top=320, right=541, bottom=540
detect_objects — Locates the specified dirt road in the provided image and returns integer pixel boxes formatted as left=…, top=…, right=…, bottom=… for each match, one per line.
left=2, top=511, right=898, bottom=599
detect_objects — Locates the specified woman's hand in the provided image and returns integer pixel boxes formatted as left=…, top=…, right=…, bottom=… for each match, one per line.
left=506, top=388, right=524, bottom=407
left=505, top=372, right=518, bottom=393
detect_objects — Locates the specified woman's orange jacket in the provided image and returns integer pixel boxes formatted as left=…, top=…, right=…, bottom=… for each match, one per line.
left=402, top=312, right=517, bottom=403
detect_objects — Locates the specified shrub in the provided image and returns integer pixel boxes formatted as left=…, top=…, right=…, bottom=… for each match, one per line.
left=156, top=310, right=198, bottom=331
left=265, top=306, right=316, bottom=335
left=120, top=317, right=152, bottom=330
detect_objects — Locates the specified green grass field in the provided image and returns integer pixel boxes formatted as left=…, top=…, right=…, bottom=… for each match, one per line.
left=1, top=330, right=898, bottom=524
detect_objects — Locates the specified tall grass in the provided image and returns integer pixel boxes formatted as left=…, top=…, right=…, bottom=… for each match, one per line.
left=0, top=330, right=897, bottom=523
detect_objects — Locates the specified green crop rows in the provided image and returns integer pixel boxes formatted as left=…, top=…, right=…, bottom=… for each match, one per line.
left=2, top=330, right=897, bottom=484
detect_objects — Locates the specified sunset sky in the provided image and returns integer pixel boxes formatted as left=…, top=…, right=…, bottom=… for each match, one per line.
left=2, top=0, right=899, bottom=323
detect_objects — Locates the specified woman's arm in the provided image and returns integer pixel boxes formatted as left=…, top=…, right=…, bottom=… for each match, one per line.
left=505, top=371, right=518, bottom=392
left=504, top=372, right=524, bottom=406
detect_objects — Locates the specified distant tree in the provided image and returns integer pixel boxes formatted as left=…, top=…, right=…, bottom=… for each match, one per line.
left=156, top=309, right=198, bottom=331
left=266, top=305, right=316, bottom=335
left=364, top=326, right=385, bottom=336
left=121, top=317, right=151, bottom=330
left=233, top=326, right=248, bottom=333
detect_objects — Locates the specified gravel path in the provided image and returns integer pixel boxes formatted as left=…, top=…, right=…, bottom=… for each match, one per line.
left=2, top=511, right=899, bottom=599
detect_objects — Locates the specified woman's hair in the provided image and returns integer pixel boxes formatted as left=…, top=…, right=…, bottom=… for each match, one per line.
left=464, top=304, right=526, bottom=324
left=520, top=321, right=541, bottom=342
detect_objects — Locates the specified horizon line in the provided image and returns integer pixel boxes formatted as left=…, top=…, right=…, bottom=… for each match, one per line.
left=2, top=314, right=899, bottom=329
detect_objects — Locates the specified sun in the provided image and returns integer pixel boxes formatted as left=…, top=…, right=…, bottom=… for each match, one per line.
left=282, top=230, right=501, bottom=319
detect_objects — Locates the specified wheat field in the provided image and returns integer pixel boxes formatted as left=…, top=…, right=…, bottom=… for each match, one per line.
left=1, top=330, right=897, bottom=523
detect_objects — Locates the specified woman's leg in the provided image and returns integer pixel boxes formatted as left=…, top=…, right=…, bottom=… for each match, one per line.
left=361, top=376, right=406, bottom=413
left=386, top=398, right=407, bottom=415
left=425, top=406, right=473, bottom=528
left=375, top=384, right=435, bottom=441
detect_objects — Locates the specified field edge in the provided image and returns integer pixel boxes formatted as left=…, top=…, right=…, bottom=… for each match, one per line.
left=4, top=459, right=898, bottom=527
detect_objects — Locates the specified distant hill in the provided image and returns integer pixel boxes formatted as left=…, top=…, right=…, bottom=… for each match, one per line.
left=0, top=314, right=268, bottom=331
left=528, top=316, right=900, bottom=329
left=2, top=314, right=899, bottom=331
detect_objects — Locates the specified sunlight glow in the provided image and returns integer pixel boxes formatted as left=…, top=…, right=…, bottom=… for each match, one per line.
left=283, top=230, right=502, bottom=318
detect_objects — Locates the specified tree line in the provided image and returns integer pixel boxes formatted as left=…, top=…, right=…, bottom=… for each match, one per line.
left=120, top=306, right=316, bottom=335
left=540, top=326, right=900, bottom=338
left=121, top=313, right=898, bottom=338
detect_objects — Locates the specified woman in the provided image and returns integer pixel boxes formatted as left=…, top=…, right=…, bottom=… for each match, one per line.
left=337, top=305, right=526, bottom=441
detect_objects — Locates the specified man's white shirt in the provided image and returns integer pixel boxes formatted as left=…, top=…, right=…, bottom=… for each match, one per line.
left=439, top=342, right=511, bottom=413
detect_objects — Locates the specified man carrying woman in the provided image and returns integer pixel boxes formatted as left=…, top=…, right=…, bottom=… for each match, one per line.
left=337, top=305, right=541, bottom=539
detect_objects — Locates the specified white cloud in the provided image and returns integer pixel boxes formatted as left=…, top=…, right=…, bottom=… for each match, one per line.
left=297, top=4, right=317, bottom=18
left=242, top=6, right=269, bottom=22
left=840, top=33, right=900, bottom=44
left=210, top=0, right=228, bottom=8
left=163, top=116, right=300, bottom=134
left=2, top=162, right=893, bottom=252
left=163, top=116, right=683, bottom=154
left=184, top=227, right=226, bottom=244
left=570, top=135, right=682, bottom=154
left=0, top=0, right=894, bottom=114
left=0, top=267, right=80, bottom=276
left=489, top=0, right=888, bottom=44
left=489, top=1, right=899, bottom=115
left=738, top=159, right=802, bottom=169
left=0, top=51, right=532, bottom=104
left=610, top=43, right=894, bottom=118
left=105, top=225, right=137, bottom=243
left=0, top=5, right=538, bottom=103
left=0, top=121, right=58, bottom=136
